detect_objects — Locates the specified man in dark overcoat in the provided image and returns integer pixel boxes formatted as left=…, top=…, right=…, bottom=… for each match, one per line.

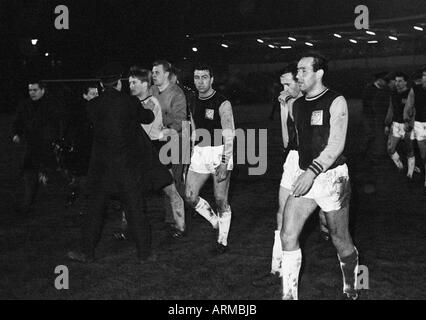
left=12, top=80, right=64, bottom=214
left=67, top=63, right=172, bottom=263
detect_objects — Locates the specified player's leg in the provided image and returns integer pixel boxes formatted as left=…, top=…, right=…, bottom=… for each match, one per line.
left=184, top=170, right=216, bottom=227
left=318, top=209, right=330, bottom=241
left=404, top=131, right=416, bottom=179
left=252, top=186, right=291, bottom=287
left=318, top=166, right=359, bottom=299
left=280, top=195, right=318, bottom=300
left=272, top=186, right=292, bottom=273
left=387, top=128, right=403, bottom=170
left=212, top=171, right=232, bottom=251
left=163, top=180, right=186, bottom=233
left=325, top=205, right=359, bottom=300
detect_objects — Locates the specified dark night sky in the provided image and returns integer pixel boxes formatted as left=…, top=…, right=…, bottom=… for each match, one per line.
left=1, top=0, right=426, bottom=76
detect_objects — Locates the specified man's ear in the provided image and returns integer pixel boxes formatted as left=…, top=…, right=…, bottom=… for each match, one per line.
left=316, top=69, right=324, bottom=80
left=211, top=76, right=214, bottom=86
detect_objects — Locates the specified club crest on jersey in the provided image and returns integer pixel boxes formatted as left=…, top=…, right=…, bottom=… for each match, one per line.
left=205, top=108, right=215, bottom=120
left=311, top=110, right=323, bottom=126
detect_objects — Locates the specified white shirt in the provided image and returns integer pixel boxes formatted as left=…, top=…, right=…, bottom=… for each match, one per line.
left=140, top=95, right=164, bottom=141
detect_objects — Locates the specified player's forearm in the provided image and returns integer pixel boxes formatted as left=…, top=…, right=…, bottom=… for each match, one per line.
left=309, top=96, right=348, bottom=175
left=403, top=89, right=415, bottom=124
left=280, top=102, right=289, bottom=148
left=219, top=101, right=235, bottom=164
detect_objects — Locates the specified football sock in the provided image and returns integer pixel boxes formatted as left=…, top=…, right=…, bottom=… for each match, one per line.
left=281, top=249, right=302, bottom=300
left=271, top=230, right=282, bottom=275
left=194, top=197, right=218, bottom=229
left=217, top=207, right=232, bottom=246
left=338, top=247, right=359, bottom=298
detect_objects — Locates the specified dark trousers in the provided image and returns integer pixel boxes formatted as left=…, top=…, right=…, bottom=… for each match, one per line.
left=22, top=169, right=40, bottom=210
left=82, top=175, right=151, bottom=259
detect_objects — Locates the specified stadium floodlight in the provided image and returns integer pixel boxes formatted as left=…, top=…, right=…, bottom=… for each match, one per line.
left=268, top=44, right=275, bottom=48
left=257, top=39, right=264, bottom=43
left=31, top=39, right=38, bottom=45
left=414, top=26, right=424, bottom=31
left=45, top=52, right=49, bottom=56
left=333, top=33, right=342, bottom=38
left=349, top=39, right=358, bottom=43
left=366, top=30, right=376, bottom=35
left=192, top=47, right=198, bottom=52
left=288, top=37, right=297, bottom=41
left=388, top=35, right=398, bottom=41
left=221, top=43, right=229, bottom=48
left=305, top=42, right=313, bottom=46
left=280, top=46, right=292, bottom=49
left=368, top=40, right=378, bottom=44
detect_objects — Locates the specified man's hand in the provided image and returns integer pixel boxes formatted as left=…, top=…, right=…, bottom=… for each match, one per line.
left=12, top=135, right=20, bottom=144
left=144, top=99, right=156, bottom=111
left=215, top=163, right=228, bottom=183
left=38, top=172, right=48, bottom=186
left=292, top=170, right=316, bottom=197
left=278, top=90, right=290, bottom=105
left=384, top=126, right=390, bottom=136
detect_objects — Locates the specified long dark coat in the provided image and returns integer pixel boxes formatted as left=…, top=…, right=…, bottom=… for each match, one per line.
left=12, top=94, right=64, bottom=171
left=85, top=87, right=172, bottom=195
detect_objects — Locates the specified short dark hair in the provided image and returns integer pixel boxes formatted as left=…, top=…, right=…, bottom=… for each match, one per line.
left=129, top=66, right=152, bottom=84
left=193, top=63, right=214, bottom=78
left=280, top=62, right=298, bottom=82
left=152, top=60, right=172, bottom=73
left=374, top=71, right=388, bottom=80
left=411, top=70, right=422, bottom=81
left=421, top=65, right=426, bottom=73
left=394, top=71, right=409, bottom=82
left=28, top=79, right=46, bottom=90
left=300, top=52, right=328, bottom=74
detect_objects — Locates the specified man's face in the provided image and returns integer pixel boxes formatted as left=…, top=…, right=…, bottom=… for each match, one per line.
left=28, top=84, right=45, bottom=101
left=394, top=77, right=407, bottom=92
left=194, top=70, right=213, bottom=94
left=83, top=87, right=98, bottom=101
left=152, top=65, right=169, bottom=87
left=280, top=72, right=300, bottom=98
left=297, top=57, right=319, bottom=93
left=129, top=76, right=147, bottom=97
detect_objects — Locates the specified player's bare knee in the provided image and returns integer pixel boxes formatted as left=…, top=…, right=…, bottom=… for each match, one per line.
left=184, top=189, right=198, bottom=207
left=280, top=229, right=298, bottom=249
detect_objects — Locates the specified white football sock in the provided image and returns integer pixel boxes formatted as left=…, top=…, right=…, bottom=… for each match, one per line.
left=195, top=197, right=218, bottom=229
left=217, top=207, right=232, bottom=246
left=271, top=230, right=282, bottom=275
left=338, top=247, right=359, bottom=298
left=407, top=157, right=415, bottom=178
left=281, top=249, right=302, bottom=300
